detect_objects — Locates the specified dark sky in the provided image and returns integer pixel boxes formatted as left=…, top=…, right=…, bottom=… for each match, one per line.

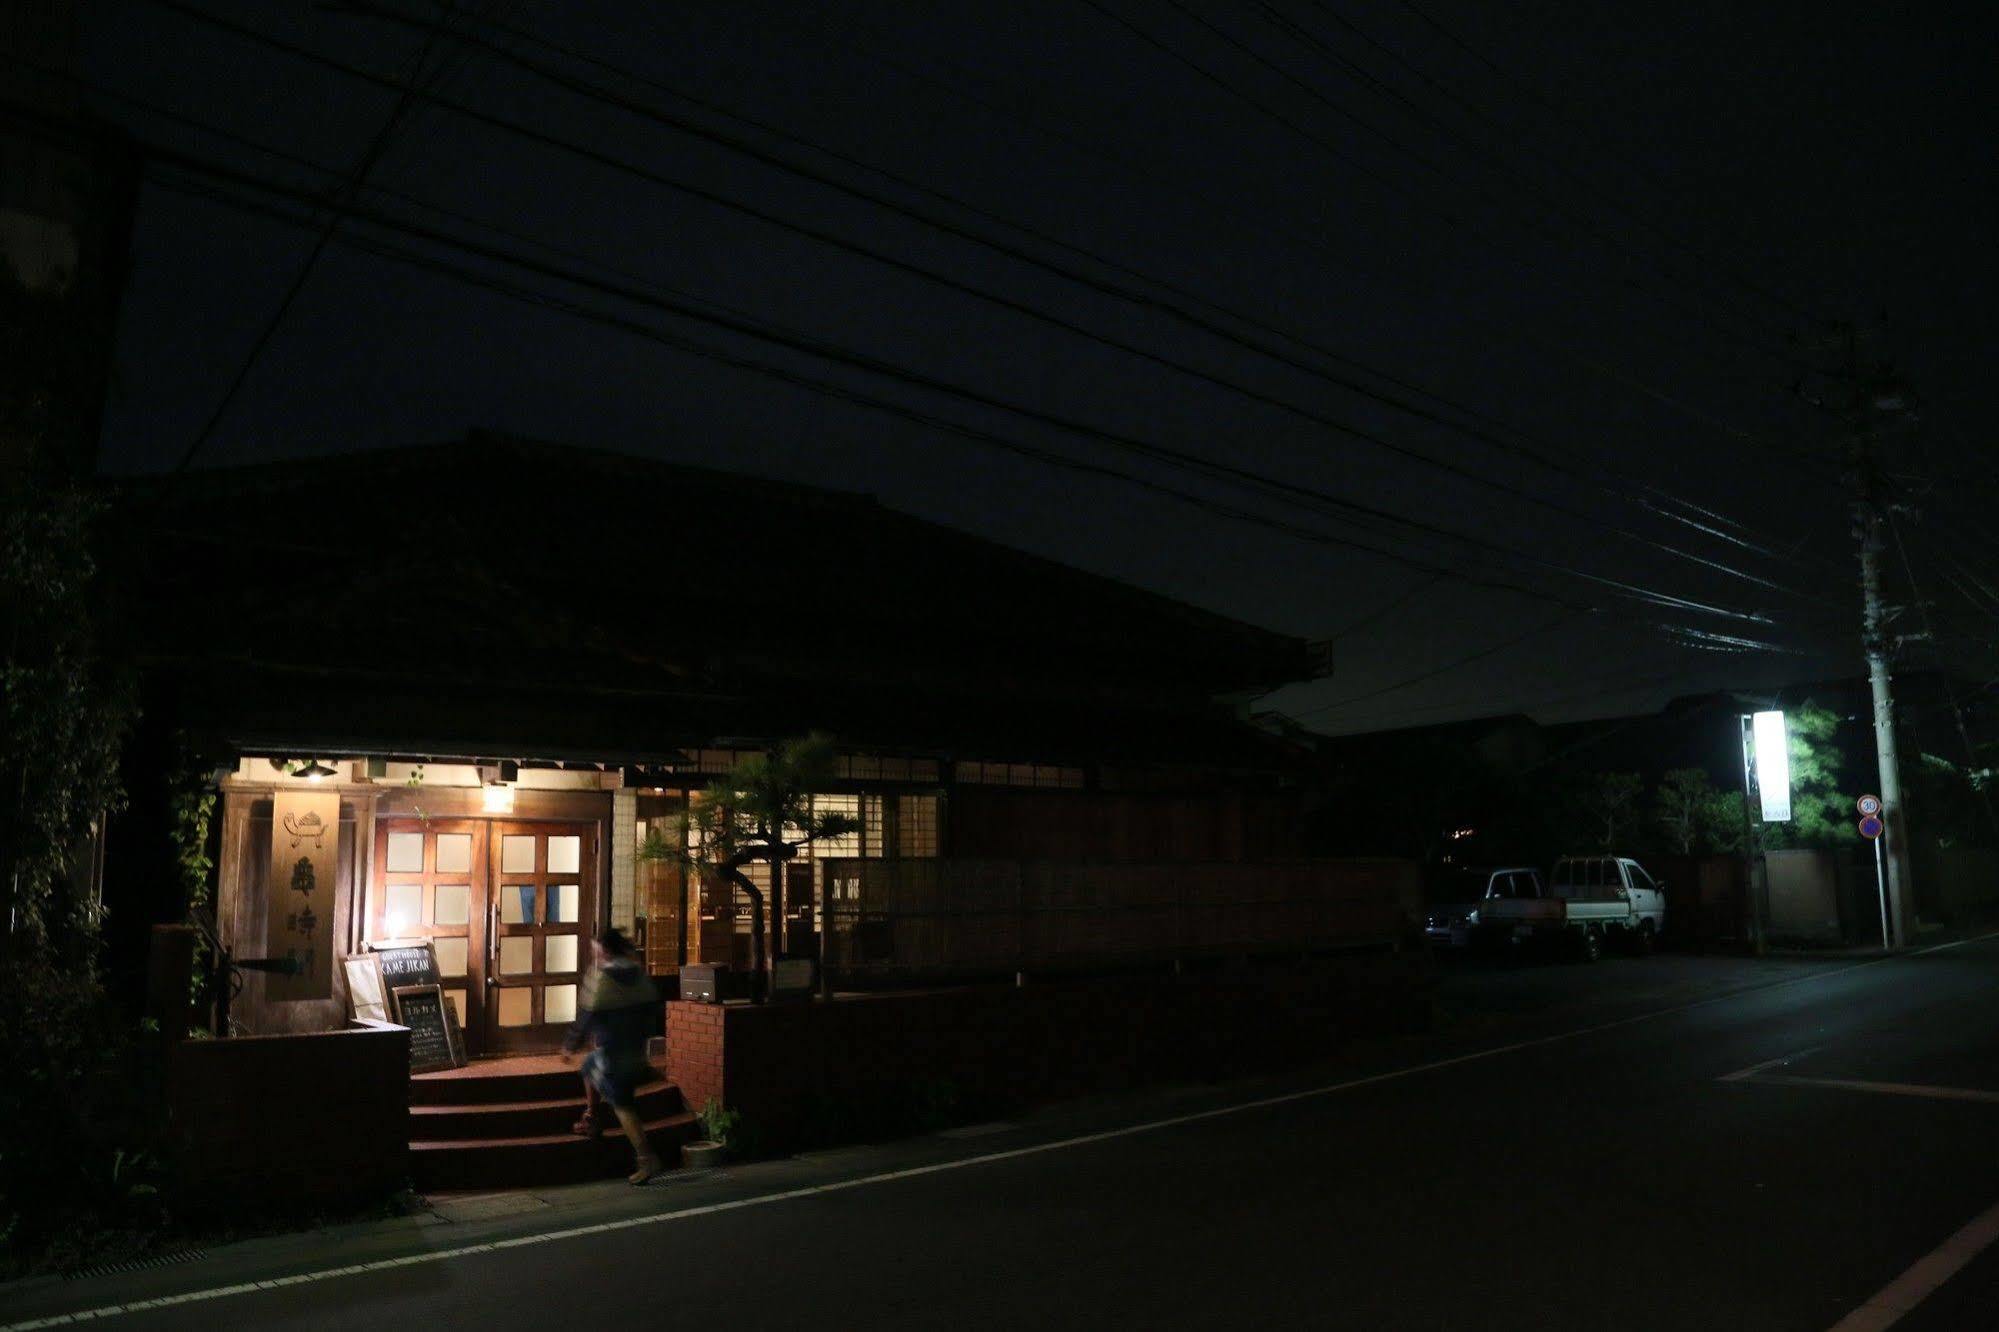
left=76, top=0, right=1997, bottom=734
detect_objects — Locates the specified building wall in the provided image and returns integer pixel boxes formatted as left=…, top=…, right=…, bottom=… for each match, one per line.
left=1765, top=849, right=1843, bottom=943
left=948, top=786, right=1302, bottom=862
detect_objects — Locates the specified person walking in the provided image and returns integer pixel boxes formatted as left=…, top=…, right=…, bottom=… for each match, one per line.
left=562, top=928, right=663, bottom=1183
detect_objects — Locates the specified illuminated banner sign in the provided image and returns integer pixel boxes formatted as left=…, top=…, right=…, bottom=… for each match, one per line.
left=268, top=789, right=339, bottom=1001
left=1752, top=710, right=1792, bottom=823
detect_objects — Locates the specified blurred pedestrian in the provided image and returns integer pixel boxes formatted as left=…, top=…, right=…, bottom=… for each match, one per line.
left=563, top=928, right=662, bottom=1183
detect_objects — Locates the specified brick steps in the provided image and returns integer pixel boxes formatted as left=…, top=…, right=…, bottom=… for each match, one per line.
left=410, top=1079, right=681, bottom=1141
left=411, top=1110, right=699, bottom=1192
left=408, top=1056, right=693, bottom=1191
left=409, top=1060, right=590, bottom=1107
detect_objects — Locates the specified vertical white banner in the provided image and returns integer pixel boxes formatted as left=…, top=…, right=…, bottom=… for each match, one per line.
left=1752, top=711, right=1792, bottom=823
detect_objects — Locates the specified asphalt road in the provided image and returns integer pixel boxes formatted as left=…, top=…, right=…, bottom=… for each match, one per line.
left=9, top=937, right=1999, bottom=1331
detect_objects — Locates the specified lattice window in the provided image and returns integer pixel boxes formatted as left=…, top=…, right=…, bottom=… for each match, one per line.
left=953, top=760, right=1085, bottom=789
left=863, top=794, right=885, bottom=857
left=811, top=794, right=861, bottom=858
left=896, top=794, right=940, bottom=858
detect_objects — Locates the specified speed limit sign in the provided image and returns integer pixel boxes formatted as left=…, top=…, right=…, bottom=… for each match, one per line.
left=1857, top=794, right=1882, bottom=817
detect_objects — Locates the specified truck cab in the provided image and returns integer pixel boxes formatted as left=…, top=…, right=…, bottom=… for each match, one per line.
left=1424, top=866, right=1544, bottom=948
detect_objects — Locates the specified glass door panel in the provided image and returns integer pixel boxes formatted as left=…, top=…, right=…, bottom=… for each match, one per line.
left=371, top=818, right=488, bottom=1053
left=484, top=820, right=597, bottom=1053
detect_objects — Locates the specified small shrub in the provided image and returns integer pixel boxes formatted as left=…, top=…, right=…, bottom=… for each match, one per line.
left=696, top=1098, right=741, bottom=1147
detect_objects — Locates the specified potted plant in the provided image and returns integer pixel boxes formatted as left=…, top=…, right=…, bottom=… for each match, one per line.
left=683, top=1099, right=740, bottom=1169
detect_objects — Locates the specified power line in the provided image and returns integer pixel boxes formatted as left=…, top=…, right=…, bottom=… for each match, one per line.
left=374, top=0, right=1807, bottom=566
left=1089, top=0, right=1806, bottom=369
left=1285, top=609, right=1583, bottom=719
left=1322, top=574, right=1444, bottom=640
left=327, top=0, right=1825, bottom=602
left=171, top=5, right=463, bottom=470
left=1259, top=0, right=1793, bottom=350
left=148, top=166, right=1626, bottom=621
left=7, top=55, right=1601, bottom=621
left=134, top=0, right=1827, bottom=615
left=717, top=0, right=1819, bottom=477
left=1887, top=506, right=1999, bottom=834
left=1286, top=665, right=1696, bottom=731
left=1293, top=0, right=1825, bottom=333
left=140, top=138, right=1805, bottom=630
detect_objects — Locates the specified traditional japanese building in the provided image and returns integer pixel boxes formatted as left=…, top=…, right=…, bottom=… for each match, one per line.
left=109, top=433, right=1325, bottom=1055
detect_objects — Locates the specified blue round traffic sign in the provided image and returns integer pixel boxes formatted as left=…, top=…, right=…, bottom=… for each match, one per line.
left=1858, top=814, right=1885, bottom=839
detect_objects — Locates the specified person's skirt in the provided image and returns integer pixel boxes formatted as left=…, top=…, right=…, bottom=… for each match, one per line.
left=583, top=1047, right=649, bottom=1108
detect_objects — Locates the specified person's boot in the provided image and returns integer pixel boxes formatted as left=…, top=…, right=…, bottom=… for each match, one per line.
left=613, top=1105, right=661, bottom=1184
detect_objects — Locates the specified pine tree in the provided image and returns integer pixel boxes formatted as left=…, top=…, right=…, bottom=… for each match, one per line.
left=638, top=734, right=858, bottom=999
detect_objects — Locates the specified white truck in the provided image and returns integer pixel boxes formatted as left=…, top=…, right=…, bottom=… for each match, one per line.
left=1478, top=856, right=1667, bottom=961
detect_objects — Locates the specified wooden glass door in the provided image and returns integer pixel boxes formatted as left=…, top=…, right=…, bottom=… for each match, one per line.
left=486, top=821, right=597, bottom=1053
left=372, top=818, right=486, bottom=1045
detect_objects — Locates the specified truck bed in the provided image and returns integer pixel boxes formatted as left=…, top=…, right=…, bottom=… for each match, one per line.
left=1482, top=897, right=1630, bottom=927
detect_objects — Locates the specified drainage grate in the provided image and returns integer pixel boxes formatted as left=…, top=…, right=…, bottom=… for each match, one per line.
left=64, top=1247, right=207, bottom=1281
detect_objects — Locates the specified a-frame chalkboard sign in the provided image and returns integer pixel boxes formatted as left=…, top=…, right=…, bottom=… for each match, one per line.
left=391, top=982, right=466, bottom=1073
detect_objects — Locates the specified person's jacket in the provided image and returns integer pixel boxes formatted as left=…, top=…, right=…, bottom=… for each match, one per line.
left=563, top=957, right=658, bottom=1057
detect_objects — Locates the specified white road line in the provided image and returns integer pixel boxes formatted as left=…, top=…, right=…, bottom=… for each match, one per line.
left=1718, top=1047, right=1821, bottom=1081
left=1828, top=1198, right=1999, bottom=1331
left=10, top=930, right=1998, bottom=1332
left=1740, top=1074, right=1999, bottom=1105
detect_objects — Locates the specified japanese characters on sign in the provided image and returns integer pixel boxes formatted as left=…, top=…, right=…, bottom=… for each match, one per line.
left=268, top=789, right=339, bottom=1001
left=391, top=984, right=464, bottom=1073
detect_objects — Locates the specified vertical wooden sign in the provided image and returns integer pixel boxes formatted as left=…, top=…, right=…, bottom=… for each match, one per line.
left=268, top=789, right=339, bottom=1001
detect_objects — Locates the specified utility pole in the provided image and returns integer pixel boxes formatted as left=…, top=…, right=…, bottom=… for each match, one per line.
left=1840, top=326, right=1915, bottom=947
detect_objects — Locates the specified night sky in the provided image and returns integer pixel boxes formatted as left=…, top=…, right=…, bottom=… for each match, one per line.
left=74, top=1, right=1997, bottom=733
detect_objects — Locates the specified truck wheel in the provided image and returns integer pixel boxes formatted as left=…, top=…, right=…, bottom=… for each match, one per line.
left=1576, top=928, right=1602, bottom=963
left=1632, top=920, right=1656, bottom=955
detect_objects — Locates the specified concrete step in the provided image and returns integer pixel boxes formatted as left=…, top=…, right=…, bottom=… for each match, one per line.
left=410, top=1110, right=700, bottom=1192
left=409, top=1079, right=682, bottom=1141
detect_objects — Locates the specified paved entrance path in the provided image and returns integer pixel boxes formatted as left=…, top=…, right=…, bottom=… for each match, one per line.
left=9, top=938, right=1999, bottom=1330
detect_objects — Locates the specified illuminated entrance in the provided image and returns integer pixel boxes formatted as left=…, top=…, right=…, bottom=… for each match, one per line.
left=370, top=818, right=598, bottom=1054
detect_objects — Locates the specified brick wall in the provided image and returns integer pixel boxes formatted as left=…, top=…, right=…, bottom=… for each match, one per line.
left=166, top=1023, right=410, bottom=1217
left=666, top=1000, right=726, bottom=1116
left=666, top=953, right=1430, bottom=1153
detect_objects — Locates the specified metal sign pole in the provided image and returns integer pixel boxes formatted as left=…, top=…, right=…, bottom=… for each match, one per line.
left=1858, top=796, right=1888, bottom=949
left=1874, top=836, right=1890, bottom=949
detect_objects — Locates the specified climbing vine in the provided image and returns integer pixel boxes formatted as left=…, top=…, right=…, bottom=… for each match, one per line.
left=166, top=750, right=218, bottom=1007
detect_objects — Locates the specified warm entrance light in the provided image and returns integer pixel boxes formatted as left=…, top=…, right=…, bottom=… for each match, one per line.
left=482, top=781, right=516, bottom=814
